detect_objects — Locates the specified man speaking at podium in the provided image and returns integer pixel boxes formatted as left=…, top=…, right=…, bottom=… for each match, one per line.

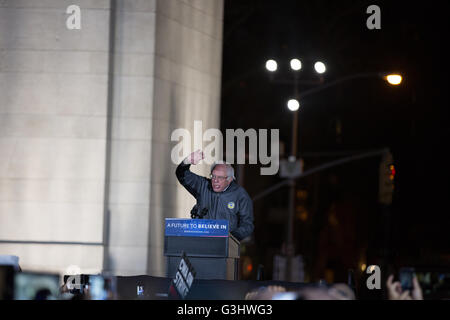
left=176, top=150, right=254, bottom=241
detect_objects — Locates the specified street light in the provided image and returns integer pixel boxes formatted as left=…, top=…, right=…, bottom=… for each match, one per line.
left=314, top=61, right=326, bottom=74
left=264, top=57, right=327, bottom=281
left=296, top=72, right=404, bottom=100
left=290, top=59, right=302, bottom=71
left=385, top=74, right=402, bottom=85
left=265, top=59, right=278, bottom=72
left=261, top=67, right=402, bottom=281
left=287, top=99, right=300, bottom=111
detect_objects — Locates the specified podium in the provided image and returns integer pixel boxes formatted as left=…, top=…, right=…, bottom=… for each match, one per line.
left=164, top=219, right=240, bottom=280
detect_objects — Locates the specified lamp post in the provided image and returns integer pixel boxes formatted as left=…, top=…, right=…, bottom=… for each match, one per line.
left=264, top=61, right=403, bottom=282
left=266, top=58, right=327, bottom=281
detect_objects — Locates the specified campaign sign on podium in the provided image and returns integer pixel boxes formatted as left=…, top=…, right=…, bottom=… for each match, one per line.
left=164, top=218, right=229, bottom=237
left=164, top=218, right=240, bottom=280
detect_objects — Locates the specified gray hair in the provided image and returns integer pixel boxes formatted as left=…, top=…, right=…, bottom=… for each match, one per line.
left=210, top=161, right=235, bottom=180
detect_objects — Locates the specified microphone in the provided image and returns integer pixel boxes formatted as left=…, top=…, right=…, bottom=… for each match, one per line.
left=190, top=205, right=208, bottom=219
left=198, top=208, right=208, bottom=219
left=190, top=205, right=199, bottom=219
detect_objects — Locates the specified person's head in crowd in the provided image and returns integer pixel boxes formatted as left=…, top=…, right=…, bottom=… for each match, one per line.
left=245, top=285, right=287, bottom=300
left=34, top=289, right=52, bottom=300
left=294, top=284, right=355, bottom=300
left=245, top=283, right=355, bottom=300
left=327, top=283, right=356, bottom=300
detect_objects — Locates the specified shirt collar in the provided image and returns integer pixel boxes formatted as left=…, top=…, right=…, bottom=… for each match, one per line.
left=222, top=183, right=231, bottom=192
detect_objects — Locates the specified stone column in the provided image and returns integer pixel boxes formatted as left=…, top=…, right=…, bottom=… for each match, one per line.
left=0, top=0, right=223, bottom=277
left=0, top=0, right=111, bottom=274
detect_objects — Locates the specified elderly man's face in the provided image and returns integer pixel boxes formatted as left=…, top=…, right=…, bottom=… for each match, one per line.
left=211, top=164, right=231, bottom=192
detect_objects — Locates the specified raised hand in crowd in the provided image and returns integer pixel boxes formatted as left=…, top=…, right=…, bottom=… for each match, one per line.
left=386, top=274, right=423, bottom=300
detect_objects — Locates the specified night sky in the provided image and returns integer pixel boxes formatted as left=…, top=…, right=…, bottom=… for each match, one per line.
left=221, top=0, right=450, bottom=285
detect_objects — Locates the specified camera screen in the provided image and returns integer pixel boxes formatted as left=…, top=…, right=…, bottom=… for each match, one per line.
left=399, top=270, right=413, bottom=290
left=14, top=272, right=60, bottom=300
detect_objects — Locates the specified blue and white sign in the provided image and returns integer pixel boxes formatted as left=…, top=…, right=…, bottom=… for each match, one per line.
left=165, top=219, right=229, bottom=237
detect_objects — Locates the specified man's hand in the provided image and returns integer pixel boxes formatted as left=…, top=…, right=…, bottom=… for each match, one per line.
left=386, top=274, right=411, bottom=300
left=386, top=274, right=423, bottom=300
left=184, top=150, right=204, bottom=165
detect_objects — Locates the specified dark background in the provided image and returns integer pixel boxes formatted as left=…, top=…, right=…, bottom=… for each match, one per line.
left=220, top=0, right=450, bottom=295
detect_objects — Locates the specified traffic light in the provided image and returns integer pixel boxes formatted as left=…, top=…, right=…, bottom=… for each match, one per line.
left=379, top=151, right=395, bottom=205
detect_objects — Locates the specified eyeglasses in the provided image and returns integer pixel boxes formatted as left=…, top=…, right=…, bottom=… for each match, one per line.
left=210, top=174, right=228, bottom=181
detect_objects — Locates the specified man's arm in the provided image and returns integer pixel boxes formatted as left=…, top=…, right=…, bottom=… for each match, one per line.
left=231, top=193, right=254, bottom=241
left=175, top=150, right=206, bottom=198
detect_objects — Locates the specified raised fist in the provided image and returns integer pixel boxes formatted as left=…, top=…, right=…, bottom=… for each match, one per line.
left=186, top=150, right=204, bottom=165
